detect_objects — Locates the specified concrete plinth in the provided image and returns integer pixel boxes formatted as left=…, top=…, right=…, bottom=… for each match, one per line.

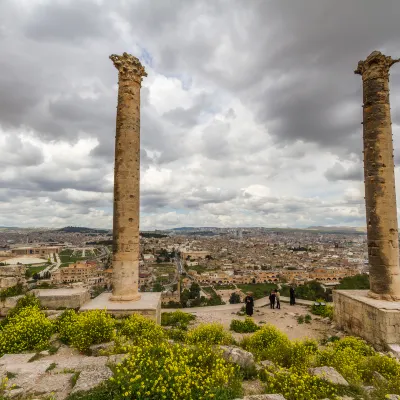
left=334, top=290, right=400, bottom=349
left=80, top=292, right=162, bottom=324
left=32, top=288, right=90, bottom=309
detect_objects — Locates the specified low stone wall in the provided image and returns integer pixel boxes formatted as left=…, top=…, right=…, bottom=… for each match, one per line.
left=32, top=288, right=90, bottom=309
left=333, top=290, right=400, bottom=349
left=0, top=295, right=24, bottom=316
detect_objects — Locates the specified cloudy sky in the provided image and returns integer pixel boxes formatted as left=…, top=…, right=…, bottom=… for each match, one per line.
left=0, top=0, right=399, bottom=229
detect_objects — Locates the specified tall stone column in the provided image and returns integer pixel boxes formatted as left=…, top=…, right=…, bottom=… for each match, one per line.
left=109, top=52, right=147, bottom=301
left=355, top=51, right=400, bottom=300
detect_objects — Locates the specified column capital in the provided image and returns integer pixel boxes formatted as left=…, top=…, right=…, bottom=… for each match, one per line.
left=355, top=51, right=399, bottom=79
left=110, top=52, right=147, bottom=84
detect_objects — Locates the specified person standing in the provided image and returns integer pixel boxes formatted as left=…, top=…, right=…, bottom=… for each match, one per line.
left=290, top=287, right=296, bottom=306
left=269, top=290, right=276, bottom=309
left=244, top=292, right=254, bottom=317
left=275, top=290, right=281, bottom=309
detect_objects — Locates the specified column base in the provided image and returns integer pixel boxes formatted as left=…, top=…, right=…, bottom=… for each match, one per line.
left=334, top=290, right=400, bottom=349
left=368, top=290, right=400, bottom=302
left=80, top=292, right=162, bottom=324
left=109, top=293, right=141, bottom=302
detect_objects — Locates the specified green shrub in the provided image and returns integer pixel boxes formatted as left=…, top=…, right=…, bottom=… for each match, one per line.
left=56, top=309, right=79, bottom=344
left=262, top=367, right=337, bottom=400
left=230, top=317, right=260, bottom=333
left=286, top=339, right=319, bottom=370
left=0, top=306, right=54, bottom=355
left=297, top=316, right=304, bottom=324
left=304, top=314, right=312, bottom=324
left=316, top=337, right=375, bottom=384
left=0, top=283, right=25, bottom=301
left=57, top=310, right=114, bottom=352
left=166, top=327, right=188, bottom=342
left=311, top=301, right=334, bottom=320
left=241, top=324, right=291, bottom=363
left=161, top=311, right=195, bottom=329
left=111, top=340, right=242, bottom=399
left=2, top=294, right=42, bottom=326
left=119, top=313, right=165, bottom=345
left=186, top=323, right=233, bottom=346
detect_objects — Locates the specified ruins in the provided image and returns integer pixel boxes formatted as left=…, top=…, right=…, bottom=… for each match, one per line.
left=334, top=51, right=400, bottom=349
left=80, top=53, right=161, bottom=321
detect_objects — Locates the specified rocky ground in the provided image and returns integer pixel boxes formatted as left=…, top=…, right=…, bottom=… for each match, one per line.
left=191, top=303, right=337, bottom=341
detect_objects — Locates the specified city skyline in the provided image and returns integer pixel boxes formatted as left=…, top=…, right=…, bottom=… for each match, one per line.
left=0, top=0, right=399, bottom=229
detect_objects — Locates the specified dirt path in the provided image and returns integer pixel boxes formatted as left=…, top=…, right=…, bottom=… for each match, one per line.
left=191, top=303, right=334, bottom=341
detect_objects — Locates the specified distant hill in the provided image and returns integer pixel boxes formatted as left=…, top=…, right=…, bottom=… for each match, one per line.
left=57, top=226, right=110, bottom=234
left=306, top=226, right=367, bottom=233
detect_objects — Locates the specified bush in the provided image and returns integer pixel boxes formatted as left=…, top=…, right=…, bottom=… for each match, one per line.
left=297, top=316, right=304, bottom=324
left=311, top=301, right=334, bottom=320
left=186, top=323, right=233, bottom=346
left=241, top=324, right=291, bottom=363
left=56, top=309, right=79, bottom=344
left=262, top=367, right=337, bottom=400
left=304, top=314, right=312, bottom=324
left=1, top=294, right=42, bottom=327
left=0, top=283, right=25, bottom=301
left=0, top=306, right=54, bottom=355
left=166, top=327, right=188, bottom=342
left=111, top=340, right=242, bottom=399
left=285, top=339, right=319, bottom=370
left=316, top=337, right=374, bottom=384
left=56, top=310, right=114, bottom=352
left=119, top=313, right=165, bottom=345
left=230, top=317, right=260, bottom=333
left=161, top=311, right=195, bottom=329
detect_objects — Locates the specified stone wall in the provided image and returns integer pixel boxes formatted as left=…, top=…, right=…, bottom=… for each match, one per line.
left=0, top=265, right=26, bottom=289
left=0, top=295, right=24, bottom=316
left=334, top=290, right=400, bottom=349
left=32, top=288, right=90, bottom=309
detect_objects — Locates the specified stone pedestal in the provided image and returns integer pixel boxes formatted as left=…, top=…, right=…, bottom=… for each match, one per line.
left=32, top=288, right=90, bottom=309
left=80, top=292, right=161, bottom=324
left=334, top=290, right=400, bottom=349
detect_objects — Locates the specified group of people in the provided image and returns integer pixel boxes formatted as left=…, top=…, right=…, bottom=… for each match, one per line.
left=244, top=287, right=296, bottom=317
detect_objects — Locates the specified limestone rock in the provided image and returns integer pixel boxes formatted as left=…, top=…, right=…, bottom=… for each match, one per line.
left=108, top=354, right=128, bottom=365
left=30, top=372, right=73, bottom=396
left=372, top=370, right=387, bottom=383
left=220, top=346, right=255, bottom=369
left=3, top=387, right=24, bottom=399
left=386, top=395, right=400, bottom=400
left=89, top=341, right=115, bottom=356
left=309, top=366, right=349, bottom=386
left=71, top=366, right=112, bottom=394
left=0, top=353, right=36, bottom=366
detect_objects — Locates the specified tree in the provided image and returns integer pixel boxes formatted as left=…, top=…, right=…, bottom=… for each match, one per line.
left=189, top=282, right=201, bottom=299
left=229, top=292, right=241, bottom=304
left=153, top=282, right=165, bottom=292
left=337, top=274, right=370, bottom=290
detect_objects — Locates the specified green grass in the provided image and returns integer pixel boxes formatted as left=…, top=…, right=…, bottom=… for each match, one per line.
left=237, top=283, right=278, bottom=300
left=214, top=284, right=236, bottom=290
left=27, top=265, right=47, bottom=275
left=202, top=286, right=216, bottom=295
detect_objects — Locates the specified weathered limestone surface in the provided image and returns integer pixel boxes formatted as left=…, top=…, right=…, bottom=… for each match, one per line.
left=355, top=51, right=400, bottom=300
left=109, top=52, right=147, bottom=302
left=32, top=288, right=90, bottom=309
left=220, top=345, right=255, bottom=369
left=309, top=366, right=349, bottom=386
left=334, top=290, right=400, bottom=347
left=80, top=291, right=162, bottom=323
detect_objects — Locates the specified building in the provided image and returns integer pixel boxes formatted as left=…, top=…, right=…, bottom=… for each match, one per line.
left=11, top=245, right=62, bottom=256
left=51, top=261, right=102, bottom=285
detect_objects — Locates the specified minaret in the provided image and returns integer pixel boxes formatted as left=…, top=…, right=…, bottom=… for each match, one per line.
left=109, top=53, right=147, bottom=301
left=355, top=51, right=400, bottom=300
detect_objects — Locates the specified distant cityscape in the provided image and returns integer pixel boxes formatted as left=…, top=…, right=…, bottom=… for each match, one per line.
left=0, top=225, right=369, bottom=307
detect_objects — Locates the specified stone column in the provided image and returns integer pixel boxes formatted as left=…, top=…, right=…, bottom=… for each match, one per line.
left=109, top=52, right=147, bottom=301
left=355, top=51, right=400, bottom=300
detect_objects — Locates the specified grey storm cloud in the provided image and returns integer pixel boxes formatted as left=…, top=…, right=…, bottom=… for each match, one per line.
left=0, top=0, right=399, bottom=228
left=324, top=162, right=363, bottom=182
